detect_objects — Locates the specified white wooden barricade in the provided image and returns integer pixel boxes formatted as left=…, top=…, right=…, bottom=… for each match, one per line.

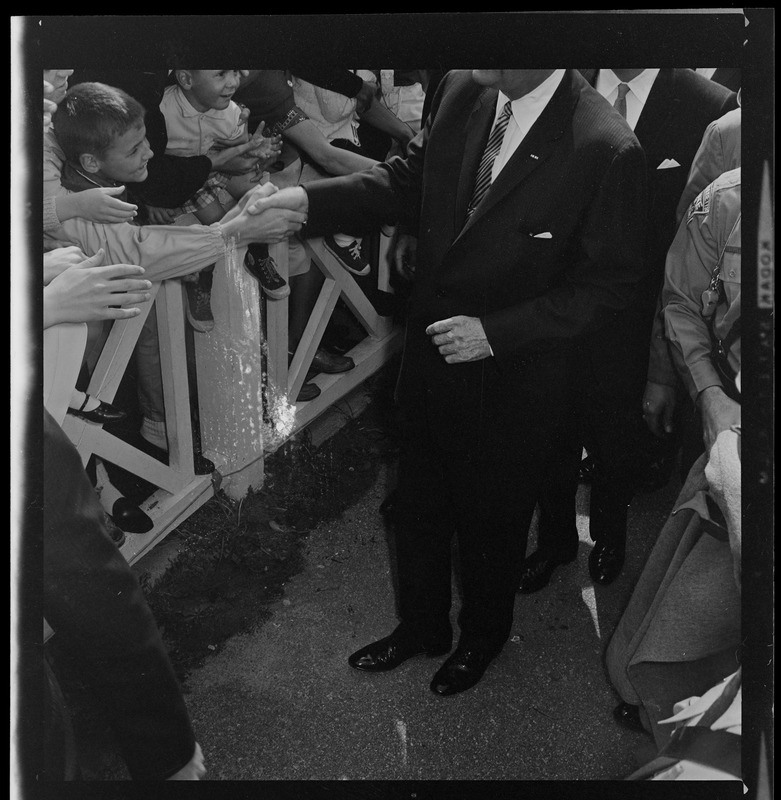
left=195, top=229, right=404, bottom=498
left=57, top=278, right=217, bottom=567
left=43, top=230, right=403, bottom=642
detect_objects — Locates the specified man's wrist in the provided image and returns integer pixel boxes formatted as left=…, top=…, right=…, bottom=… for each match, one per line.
left=218, top=218, right=241, bottom=246
left=697, top=384, right=725, bottom=407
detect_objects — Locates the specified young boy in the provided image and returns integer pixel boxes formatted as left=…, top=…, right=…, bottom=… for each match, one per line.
left=51, top=80, right=159, bottom=533
left=160, top=69, right=288, bottom=324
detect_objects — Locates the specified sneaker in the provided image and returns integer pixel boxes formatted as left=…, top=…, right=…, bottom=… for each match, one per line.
left=324, top=235, right=371, bottom=276
left=245, top=247, right=290, bottom=300
left=184, top=272, right=215, bottom=332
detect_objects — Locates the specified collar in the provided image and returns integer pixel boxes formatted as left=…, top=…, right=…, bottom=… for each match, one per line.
left=497, top=69, right=566, bottom=123
left=171, top=84, right=230, bottom=120
left=598, top=69, right=660, bottom=106
left=65, top=163, right=123, bottom=190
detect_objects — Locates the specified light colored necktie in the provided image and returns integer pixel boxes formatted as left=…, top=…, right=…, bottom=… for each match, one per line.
left=467, top=100, right=513, bottom=217
left=613, top=83, right=630, bottom=119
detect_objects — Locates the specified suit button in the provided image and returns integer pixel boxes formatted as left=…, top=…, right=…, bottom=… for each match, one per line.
left=435, top=288, right=447, bottom=298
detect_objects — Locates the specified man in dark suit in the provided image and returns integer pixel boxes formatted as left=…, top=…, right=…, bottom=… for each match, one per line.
left=522, top=69, right=738, bottom=593
left=251, top=69, right=647, bottom=695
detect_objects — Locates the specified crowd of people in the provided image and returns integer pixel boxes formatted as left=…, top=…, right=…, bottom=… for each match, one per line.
left=35, top=65, right=744, bottom=783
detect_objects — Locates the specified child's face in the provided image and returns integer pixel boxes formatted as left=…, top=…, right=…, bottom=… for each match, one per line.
left=185, top=70, right=242, bottom=112
left=94, top=123, right=153, bottom=184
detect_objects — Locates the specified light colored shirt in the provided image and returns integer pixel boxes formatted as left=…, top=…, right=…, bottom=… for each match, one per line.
left=663, top=168, right=741, bottom=401
left=696, top=68, right=718, bottom=80
left=595, top=69, right=661, bottom=130
left=492, top=69, right=566, bottom=180
left=56, top=216, right=229, bottom=283
left=160, top=84, right=245, bottom=158
left=675, top=108, right=741, bottom=225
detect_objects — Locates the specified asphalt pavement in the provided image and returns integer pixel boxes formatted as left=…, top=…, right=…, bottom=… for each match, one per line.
left=174, top=460, right=682, bottom=784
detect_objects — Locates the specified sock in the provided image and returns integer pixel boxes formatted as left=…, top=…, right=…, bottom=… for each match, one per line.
left=333, top=232, right=361, bottom=248
left=69, top=390, right=99, bottom=412
left=140, top=416, right=168, bottom=451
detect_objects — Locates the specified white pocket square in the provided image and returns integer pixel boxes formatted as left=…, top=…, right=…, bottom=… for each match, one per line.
left=657, top=158, right=681, bottom=169
left=532, top=232, right=553, bottom=239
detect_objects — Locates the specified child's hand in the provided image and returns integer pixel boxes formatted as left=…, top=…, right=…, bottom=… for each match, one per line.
left=246, top=120, right=283, bottom=166
left=238, top=104, right=251, bottom=128
left=145, top=205, right=178, bottom=225
left=76, top=186, right=138, bottom=223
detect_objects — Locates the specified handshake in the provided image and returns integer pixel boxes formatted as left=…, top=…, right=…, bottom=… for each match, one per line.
left=245, top=182, right=309, bottom=217
left=221, top=183, right=311, bottom=245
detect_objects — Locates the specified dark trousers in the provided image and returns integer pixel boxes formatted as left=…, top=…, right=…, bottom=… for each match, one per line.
left=390, top=369, right=568, bottom=653
left=537, top=321, right=648, bottom=554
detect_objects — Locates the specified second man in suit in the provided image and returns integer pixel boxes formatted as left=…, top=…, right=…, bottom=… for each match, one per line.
left=523, top=68, right=737, bottom=593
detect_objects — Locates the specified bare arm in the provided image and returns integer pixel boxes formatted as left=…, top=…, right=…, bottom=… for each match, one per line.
left=283, top=119, right=377, bottom=176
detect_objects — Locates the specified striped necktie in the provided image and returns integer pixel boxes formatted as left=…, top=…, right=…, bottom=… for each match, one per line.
left=467, top=100, right=513, bottom=218
left=613, top=83, right=630, bottom=119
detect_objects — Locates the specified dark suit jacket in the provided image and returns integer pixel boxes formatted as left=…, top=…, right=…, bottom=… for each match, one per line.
left=304, top=70, right=648, bottom=453
left=580, top=69, right=737, bottom=298
left=711, top=68, right=741, bottom=93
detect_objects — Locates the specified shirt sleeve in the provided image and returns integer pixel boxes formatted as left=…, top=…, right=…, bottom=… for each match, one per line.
left=646, top=291, right=680, bottom=387
left=662, top=192, right=723, bottom=400
left=675, top=119, right=724, bottom=227
left=56, top=218, right=227, bottom=282
left=43, top=130, right=68, bottom=231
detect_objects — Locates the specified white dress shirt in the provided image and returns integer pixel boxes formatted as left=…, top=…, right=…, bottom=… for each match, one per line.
left=595, top=69, right=660, bottom=131
left=491, top=69, right=566, bottom=181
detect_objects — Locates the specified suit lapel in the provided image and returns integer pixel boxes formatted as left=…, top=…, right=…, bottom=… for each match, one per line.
left=633, top=68, right=678, bottom=154
left=458, top=70, right=576, bottom=238
left=454, top=87, right=498, bottom=231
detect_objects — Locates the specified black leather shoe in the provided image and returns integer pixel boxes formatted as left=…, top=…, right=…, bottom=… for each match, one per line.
left=579, top=453, right=596, bottom=483
left=68, top=396, right=127, bottom=425
left=110, top=498, right=154, bottom=533
left=588, top=541, right=625, bottom=585
left=613, top=701, right=646, bottom=734
left=517, top=548, right=578, bottom=594
left=296, top=382, right=321, bottom=402
left=430, top=647, right=498, bottom=696
left=348, top=631, right=451, bottom=673
left=310, top=348, right=355, bottom=374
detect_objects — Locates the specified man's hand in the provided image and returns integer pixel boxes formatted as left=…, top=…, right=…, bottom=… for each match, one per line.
left=220, top=184, right=307, bottom=244
left=208, top=139, right=262, bottom=175
left=390, top=232, right=418, bottom=281
left=43, top=251, right=153, bottom=328
left=426, top=316, right=492, bottom=363
left=698, top=385, right=741, bottom=453
left=166, top=742, right=206, bottom=781
left=75, top=186, right=139, bottom=224
left=247, top=185, right=309, bottom=216
left=43, top=80, right=57, bottom=130
left=43, top=245, right=92, bottom=285
left=642, top=381, right=677, bottom=438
